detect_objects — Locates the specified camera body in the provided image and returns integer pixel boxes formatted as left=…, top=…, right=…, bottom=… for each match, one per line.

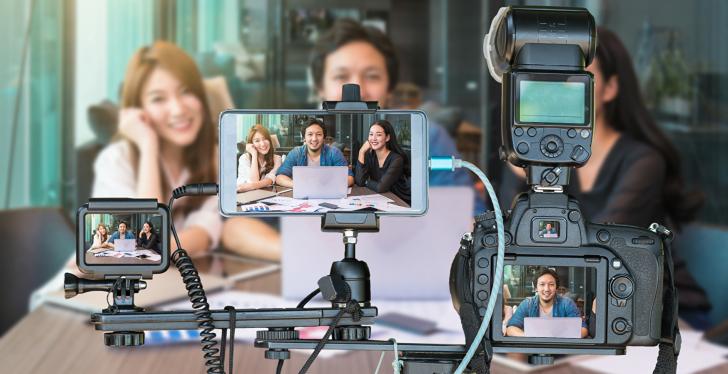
left=449, top=5, right=667, bottom=358
left=463, top=191, right=663, bottom=351
left=76, top=198, right=170, bottom=279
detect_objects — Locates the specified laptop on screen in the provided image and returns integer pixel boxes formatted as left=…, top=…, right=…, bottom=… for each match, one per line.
left=281, top=187, right=474, bottom=300
left=115, top=238, right=136, bottom=252
left=292, top=166, right=348, bottom=199
left=524, top=317, right=582, bottom=338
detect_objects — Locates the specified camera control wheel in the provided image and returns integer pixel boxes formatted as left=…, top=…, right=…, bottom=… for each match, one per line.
left=104, top=331, right=144, bottom=347
left=539, top=135, right=564, bottom=158
left=610, top=276, right=634, bottom=299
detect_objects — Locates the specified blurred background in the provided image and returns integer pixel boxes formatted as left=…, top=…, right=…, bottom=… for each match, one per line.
left=1, top=0, right=727, bottom=347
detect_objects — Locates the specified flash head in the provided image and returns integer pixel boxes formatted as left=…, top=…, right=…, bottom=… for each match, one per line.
left=76, top=198, right=170, bottom=279
left=485, top=6, right=598, bottom=182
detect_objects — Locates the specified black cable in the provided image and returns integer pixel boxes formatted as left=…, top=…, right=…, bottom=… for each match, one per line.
left=297, top=300, right=362, bottom=374
left=168, top=183, right=224, bottom=373
left=4, top=0, right=36, bottom=209
left=276, top=359, right=284, bottom=374
left=297, top=288, right=321, bottom=309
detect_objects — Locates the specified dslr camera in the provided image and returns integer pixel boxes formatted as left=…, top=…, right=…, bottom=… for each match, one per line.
left=451, top=6, right=667, bottom=360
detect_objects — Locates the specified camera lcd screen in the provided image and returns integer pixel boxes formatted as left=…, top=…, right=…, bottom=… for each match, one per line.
left=83, top=213, right=164, bottom=265
left=219, top=110, right=428, bottom=216
left=501, top=265, right=596, bottom=339
left=537, top=220, right=560, bottom=239
left=518, top=80, right=586, bottom=125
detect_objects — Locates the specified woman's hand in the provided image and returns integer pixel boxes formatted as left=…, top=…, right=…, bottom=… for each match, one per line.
left=237, top=183, right=255, bottom=193
left=118, top=108, right=158, bottom=150
left=359, top=141, right=371, bottom=155
left=246, top=143, right=258, bottom=157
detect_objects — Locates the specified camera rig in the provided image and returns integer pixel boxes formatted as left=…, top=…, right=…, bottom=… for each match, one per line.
left=65, top=6, right=681, bottom=374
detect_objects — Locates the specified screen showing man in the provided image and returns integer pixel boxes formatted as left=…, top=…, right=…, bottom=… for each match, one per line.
left=503, top=266, right=594, bottom=339
left=537, top=220, right=560, bottom=239
left=84, top=213, right=162, bottom=265
left=221, top=110, right=424, bottom=215
left=275, top=118, right=354, bottom=188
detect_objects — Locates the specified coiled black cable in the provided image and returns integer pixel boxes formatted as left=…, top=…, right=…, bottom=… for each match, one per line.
left=168, top=183, right=224, bottom=373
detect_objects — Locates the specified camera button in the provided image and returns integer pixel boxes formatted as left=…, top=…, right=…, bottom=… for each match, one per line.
left=612, top=318, right=631, bottom=334
left=477, top=290, right=489, bottom=301
left=477, top=258, right=489, bottom=268
left=527, top=127, right=537, bottom=137
left=597, top=230, right=611, bottom=243
left=580, top=129, right=591, bottom=138
left=610, top=276, right=634, bottom=299
left=611, top=258, right=622, bottom=269
left=514, top=127, right=524, bottom=137
left=478, top=274, right=489, bottom=284
left=517, top=142, right=530, bottom=154
left=567, top=128, right=577, bottom=138
left=568, top=210, right=581, bottom=222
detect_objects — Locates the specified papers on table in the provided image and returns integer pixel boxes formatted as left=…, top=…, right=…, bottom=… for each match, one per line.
left=90, top=248, right=161, bottom=262
left=238, top=193, right=407, bottom=213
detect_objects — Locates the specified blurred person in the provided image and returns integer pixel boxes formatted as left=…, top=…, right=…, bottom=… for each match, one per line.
left=505, top=268, right=588, bottom=338
left=92, top=41, right=221, bottom=256
left=309, top=19, right=484, bottom=211
left=499, top=28, right=710, bottom=329
left=237, top=124, right=282, bottom=192
left=89, top=223, right=112, bottom=250
left=275, top=118, right=354, bottom=188
left=137, top=221, right=160, bottom=252
left=355, top=120, right=411, bottom=204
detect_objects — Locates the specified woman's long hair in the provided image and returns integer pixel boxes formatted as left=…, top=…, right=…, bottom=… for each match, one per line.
left=96, top=223, right=109, bottom=243
left=596, top=28, right=703, bottom=224
left=246, top=124, right=276, bottom=178
left=370, top=120, right=410, bottom=175
left=118, top=41, right=217, bottom=216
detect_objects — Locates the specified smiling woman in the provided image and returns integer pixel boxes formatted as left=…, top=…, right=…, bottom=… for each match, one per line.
left=91, top=41, right=222, bottom=256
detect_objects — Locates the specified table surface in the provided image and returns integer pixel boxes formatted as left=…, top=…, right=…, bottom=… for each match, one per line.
left=237, top=185, right=408, bottom=209
left=85, top=249, right=160, bottom=265
left=2, top=259, right=726, bottom=374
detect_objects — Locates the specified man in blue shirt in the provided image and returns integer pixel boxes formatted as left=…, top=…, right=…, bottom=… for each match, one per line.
left=108, top=221, right=135, bottom=246
left=506, top=268, right=588, bottom=338
left=275, top=118, right=354, bottom=188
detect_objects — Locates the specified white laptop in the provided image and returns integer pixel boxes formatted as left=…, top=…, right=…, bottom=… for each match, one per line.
left=292, top=166, right=348, bottom=199
left=524, top=317, right=582, bottom=338
left=115, top=238, right=136, bottom=252
left=282, top=187, right=474, bottom=300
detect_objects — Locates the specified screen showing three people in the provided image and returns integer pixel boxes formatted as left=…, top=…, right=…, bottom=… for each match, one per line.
left=231, top=112, right=418, bottom=214
left=83, top=213, right=163, bottom=265
left=502, top=265, right=596, bottom=339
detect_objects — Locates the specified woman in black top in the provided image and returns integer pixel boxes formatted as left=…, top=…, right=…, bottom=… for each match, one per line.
left=137, top=221, right=160, bottom=253
left=500, top=28, right=709, bottom=329
left=355, top=120, right=411, bottom=205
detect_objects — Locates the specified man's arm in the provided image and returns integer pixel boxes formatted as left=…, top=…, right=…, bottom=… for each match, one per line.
left=505, top=298, right=529, bottom=336
left=275, top=148, right=300, bottom=187
left=276, top=174, right=294, bottom=188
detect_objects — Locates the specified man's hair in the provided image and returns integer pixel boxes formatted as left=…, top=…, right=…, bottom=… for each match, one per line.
left=535, top=267, right=559, bottom=287
left=301, top=118, right=327, bottom=138
left=118, top=221, right=128, bottom=228
left=310, top=19, right=399, bottom=92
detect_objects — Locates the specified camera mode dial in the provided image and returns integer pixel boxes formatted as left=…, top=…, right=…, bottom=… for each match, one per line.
left=539, top=135, right=564, bottom=158
left=610, top=275, right=634, bottom=299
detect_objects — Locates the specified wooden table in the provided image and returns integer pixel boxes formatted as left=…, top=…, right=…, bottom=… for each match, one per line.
left=237, top=185, right=408, bottom=210
left=2, top=262, right=725, bottom=374
left=85, top=250, right=159, bottom=265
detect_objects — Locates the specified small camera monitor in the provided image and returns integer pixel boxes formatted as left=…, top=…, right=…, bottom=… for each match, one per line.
left=219, top=110, right=428, bottom=216
left=77, top=199, right=169, bottom=279
left=493, top=258, right=607, bottom=345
